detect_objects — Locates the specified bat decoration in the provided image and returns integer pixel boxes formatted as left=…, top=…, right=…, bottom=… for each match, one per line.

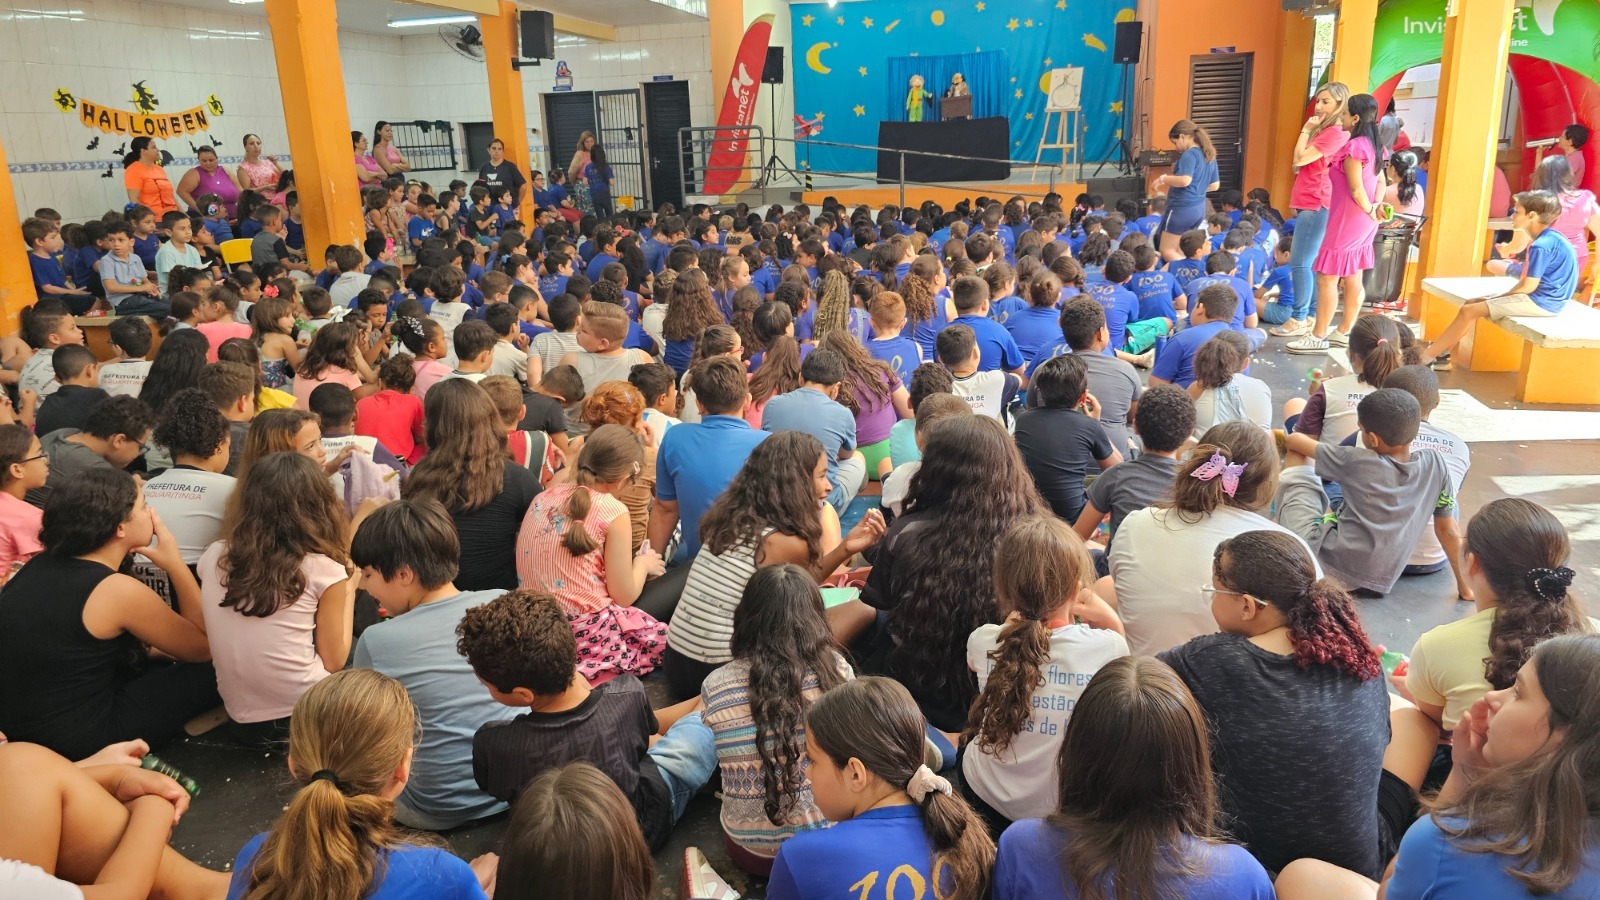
left=85, top=136, right=100, bottom=150
left=112, top=142, right=126, bottom=157
left=101, top=164, right=114, bottom=178
left=159, top=149, right=174, bottom=166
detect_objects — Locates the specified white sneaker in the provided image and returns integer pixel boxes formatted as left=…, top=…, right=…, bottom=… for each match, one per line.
left=1327, top=329, right=1350, bottom=347
left=1287, top=335, right=1331, bottom=354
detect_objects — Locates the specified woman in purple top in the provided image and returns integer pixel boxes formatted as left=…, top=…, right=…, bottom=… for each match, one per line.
left=177, top=145, right=241, bottom=218
left=816, top=332, right=911, bottom=481
left=371, top=121, right=411, bottom=176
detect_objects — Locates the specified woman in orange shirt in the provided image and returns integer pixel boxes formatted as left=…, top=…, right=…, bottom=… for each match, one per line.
left=122, top=137, right=176, bottom=218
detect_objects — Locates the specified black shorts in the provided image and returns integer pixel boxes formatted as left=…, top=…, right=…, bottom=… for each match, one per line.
left=1376, top=767, right=1421, bottom=868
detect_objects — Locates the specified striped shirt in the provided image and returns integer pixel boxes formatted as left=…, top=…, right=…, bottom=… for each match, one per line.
left=702, top=655, right=854, bottom=857
left=666, top=532, right=769, bottom=664
left=516, top=484, right=627, bottom=615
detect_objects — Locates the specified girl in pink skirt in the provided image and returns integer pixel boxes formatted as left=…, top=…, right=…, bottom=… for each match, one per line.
left=1290, top=94, right=1388, bottom=355
left=516, top=424, right=667, bottom=682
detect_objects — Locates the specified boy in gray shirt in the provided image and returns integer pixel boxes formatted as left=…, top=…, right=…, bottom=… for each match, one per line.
left=1279, top=388, right=1466, bottom=596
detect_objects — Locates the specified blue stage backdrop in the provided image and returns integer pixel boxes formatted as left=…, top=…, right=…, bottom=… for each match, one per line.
left=790, top=0, right=1133, bottom=174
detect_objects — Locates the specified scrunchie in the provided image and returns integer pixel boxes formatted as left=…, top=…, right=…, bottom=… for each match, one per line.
left=906, top=764, right=952, bottom=804
left=1528, top=566, right=1576, bottom=601
left=308, top=769, right=350, bottom=794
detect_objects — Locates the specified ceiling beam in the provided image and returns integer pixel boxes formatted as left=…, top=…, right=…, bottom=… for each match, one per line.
left=404, top=0, right=618, bottom=40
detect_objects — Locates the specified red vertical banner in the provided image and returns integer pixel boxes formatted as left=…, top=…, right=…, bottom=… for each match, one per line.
left=703, top=14, right=773, bottom=197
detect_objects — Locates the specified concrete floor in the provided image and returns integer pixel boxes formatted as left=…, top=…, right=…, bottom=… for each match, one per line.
left=157, top=314, right=1600, bottom=899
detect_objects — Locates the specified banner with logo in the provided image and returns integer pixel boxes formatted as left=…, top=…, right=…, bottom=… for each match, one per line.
left=703, top=14, right=773, bottom=198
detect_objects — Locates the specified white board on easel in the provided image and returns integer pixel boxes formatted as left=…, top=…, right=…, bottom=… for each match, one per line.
left=1037, top=66, right=1083, bottom=176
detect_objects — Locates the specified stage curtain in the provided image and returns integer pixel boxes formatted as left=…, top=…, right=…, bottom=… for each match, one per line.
left=884, top=51, right=1010, bottom=124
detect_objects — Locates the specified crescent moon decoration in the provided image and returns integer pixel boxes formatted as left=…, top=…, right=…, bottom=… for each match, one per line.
left=806, top=41, right=833, bottom=75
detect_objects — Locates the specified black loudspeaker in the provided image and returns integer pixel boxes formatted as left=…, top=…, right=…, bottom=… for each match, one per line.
left=1112, top=21, right=1143, bottom=64
left=1087, top=176, right=1144, bottom=210
left=761, top=47, right=785, bottom=85
left=519, top=10, right=554, bottom=59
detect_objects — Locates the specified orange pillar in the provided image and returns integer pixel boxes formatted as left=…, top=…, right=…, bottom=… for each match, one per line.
left=264, top=0, right=365, bottom=267
left=0, top=137, right=37, bottom=334
left=1329, top=0, right=1377, bottom=93
left=1414, top=0, right=1514, bottom=338
left=479, top=2, right=534, bottom=231
left=709, top=0, right=743, bottom=122
left=1267, top=12, right=1315, bottom=212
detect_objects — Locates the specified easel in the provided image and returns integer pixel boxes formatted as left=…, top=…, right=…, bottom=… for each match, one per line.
left=1036, top=66, right=1083, bottom=180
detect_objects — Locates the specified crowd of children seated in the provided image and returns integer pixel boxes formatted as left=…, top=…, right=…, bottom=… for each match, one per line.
left=2, top=173, right=1596, bottom=900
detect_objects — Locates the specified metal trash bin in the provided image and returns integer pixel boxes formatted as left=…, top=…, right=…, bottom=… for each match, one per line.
left=1363, top=215, right=1425, bottom=307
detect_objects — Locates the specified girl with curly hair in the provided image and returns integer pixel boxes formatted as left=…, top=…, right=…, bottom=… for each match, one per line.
left=811, top=270, right=872, bottom=343
left=959, top=516, right=1127, bottom=835
left=1159, top=528, right=1387, bottom=878
left=858, top=415, right=1048, bottom=731
left=902, top=254, right=953, bottom=362
left=199, top=451, right=358, bottom=748
left=661, top=268, right=724, bottom=377
left=664, top=432, right=885, bottom=701
left=702, top=565, right=854, bottom=875
left=814, top=331, right=910, bottom=480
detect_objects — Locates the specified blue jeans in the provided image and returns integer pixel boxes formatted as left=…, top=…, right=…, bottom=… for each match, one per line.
left=648, top=711, right=717, bottom=822
left=1288, top=207, right=1329, bottom=321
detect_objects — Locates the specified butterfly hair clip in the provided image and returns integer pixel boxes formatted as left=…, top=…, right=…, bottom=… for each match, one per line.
left=1190, top=452, right=1247, bottom=497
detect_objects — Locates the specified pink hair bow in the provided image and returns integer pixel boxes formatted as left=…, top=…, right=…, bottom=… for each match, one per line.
left=1191, top=452, right=1247, bottom=497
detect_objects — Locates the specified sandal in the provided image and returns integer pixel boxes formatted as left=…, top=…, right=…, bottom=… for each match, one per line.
left=1271, top=321, right=1308, bottom=337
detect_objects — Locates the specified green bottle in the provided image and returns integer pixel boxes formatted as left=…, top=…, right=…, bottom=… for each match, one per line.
left=141, top=754, right=200, bottom=797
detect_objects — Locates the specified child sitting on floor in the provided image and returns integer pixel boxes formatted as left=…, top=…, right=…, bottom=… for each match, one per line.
left=881, top=393, right=971, bottom=519
left=938, top=324, right=1019, bottom=424
left=456, top=589, right=717, bottom=852
left=514, top=425, right=667, bottom=681
left=1189, top=330, right=1273, bottom=436
left=1074, top=384, right=1196, bottom=559
left=1283, top=313, right=1414, bottom=446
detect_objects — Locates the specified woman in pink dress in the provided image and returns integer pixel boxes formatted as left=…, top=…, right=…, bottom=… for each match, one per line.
left=352, top=131, right=384, bottom=187
left=515, top=424, right=667, bottom=682
left=371, top=121, right=411, bottom=177
left=235, top=134, right=284, bottom=208
left=176, top=145, right=242, bottom=218
left=1490, top=154, right=1600, bottom=300
left=1291, top=93, right=1387, bottom=354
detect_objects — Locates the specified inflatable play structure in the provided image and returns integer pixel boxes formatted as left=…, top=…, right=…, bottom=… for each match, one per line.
left=1366, top=0, right=1598, bottom=192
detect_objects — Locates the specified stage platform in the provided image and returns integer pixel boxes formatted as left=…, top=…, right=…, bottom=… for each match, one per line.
left=718, top=165, right=1097, bottom=212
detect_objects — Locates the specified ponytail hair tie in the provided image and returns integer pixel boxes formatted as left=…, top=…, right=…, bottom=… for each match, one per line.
left=308, top=769, right=350, bottom=794
left=906, top=764, right=952, bottom=804
left=1528, top=566, right=1576, bottom=601
left=1375, top=338, right=1388, bottom=345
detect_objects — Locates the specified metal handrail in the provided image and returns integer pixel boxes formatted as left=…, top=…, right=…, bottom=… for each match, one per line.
left=677, top=125, right=1069, bottom=207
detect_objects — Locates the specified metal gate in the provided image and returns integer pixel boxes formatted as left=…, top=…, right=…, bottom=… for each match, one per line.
left=595, top=89, right=647, bottom=210
left=390, top=120, right=458, bottom=172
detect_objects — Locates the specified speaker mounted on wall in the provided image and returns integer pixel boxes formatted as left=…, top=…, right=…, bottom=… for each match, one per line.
left=519, top=10, right=554, bottom=60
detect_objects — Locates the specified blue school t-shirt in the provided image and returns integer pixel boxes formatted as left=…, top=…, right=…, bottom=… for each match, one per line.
left=1261, top=264, right=1294, bottom=309
left=990, top=296, right=1027, bottom=325
left=866, top=335, right=922, bottom=384
left=491, top=203, right=517, bottom=227
left=238, top=219, right=263, bottom=240
left=1129, top=270, right=1183, bottom=322
left=1005, top=306, right=1065, bottom=360
left=911, top=292, right=955, bottom=361
left=133, top=233, right=159, bottom=270
left=657, top=416, right=770, bottom=564
left=767, top=806, right=943, bottom=900
left=1234, top=246, right=1270, bottom=286
left=363, top=258, right=386, bottom=275
left=664, top=338, right=695, bottom=376
left=1026, top=336, right=1072, bottom=379
left=72, top=245, right=102, bottom=291
left=1169, top=147, right=1218, bottom=209
left=993, top=819, right=1274, bottom=900
left=1208, top=232, right=1227, bottom=252
left=625, top=320, right=656, bottom=354
left=1168, top=258, right=1205, bottom=289
left=408, top=216, right=436, bottom=248
left=749, top=342, right=814, bottom=374
left=202, top=217, right=234, bottom=243
left=950, top=314, right=1024, bottom=371
left=644, top=238, right=671, bottom=275
left=1084, top=281, right=1140, bottom=352
left=532, top=185, right=565, bottom=210
left=1184, top=274, right=1257, bottom=329
left=584, top=252, right=620, bottom=283
left=1385, top=815, right=1600, bottom=899
left=538, top=273, right=569, bottom=300
left=227, top=834, right=485, bottom=900
left=1151, top=319, right=1230, bottom=388
left=285, top=218, right=304, bottom=252
left=1133, top=213, right=1163, bottom=239
left=28, top=253, right=68, bottom=293
left=1524, top=226, right=1578, bottom=313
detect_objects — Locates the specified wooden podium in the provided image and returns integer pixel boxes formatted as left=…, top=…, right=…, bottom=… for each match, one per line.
left=942, top=94, right=972, bottom=121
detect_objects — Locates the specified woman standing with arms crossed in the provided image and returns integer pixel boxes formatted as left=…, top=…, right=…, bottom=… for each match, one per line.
left=1272, top=83, right=1350, bottom=338
left=567, top=131, right=597, bottom=216
left=236, top=134, right=285, bottom=207
left=371, top=121, right=412, bottom=177
left=1154, top=120, right=1220, bottom=262
left=1290, top=93, right=1388, bottom=354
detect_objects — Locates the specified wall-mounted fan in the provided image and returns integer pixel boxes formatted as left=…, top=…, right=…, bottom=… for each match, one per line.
left=441, top=24, right=484, bottom=62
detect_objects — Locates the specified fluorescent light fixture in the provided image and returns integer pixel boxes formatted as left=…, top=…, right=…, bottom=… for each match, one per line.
left=387, top=14, right=476, bottom=27
left=228, top=0, right=264, bottom=4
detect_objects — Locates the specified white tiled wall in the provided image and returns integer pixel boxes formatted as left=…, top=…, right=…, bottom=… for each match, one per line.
left=2, top=0, right=714, bottom=222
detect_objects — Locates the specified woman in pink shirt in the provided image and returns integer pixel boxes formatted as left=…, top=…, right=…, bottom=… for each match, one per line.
left=516, top=425, right=667, bottom=681
left=371, top=121, right=411, bottom=176
left=292, top=322, right=375, bottom=410
left=235, top=134, right=285, bottom=208
left=1276, top=83, right=1350, bottom=338
left=0, top=425, right=46, bottom=585
left=198, top=451, right=357, bottom=747
left=352, top=131, right=384, bottom=187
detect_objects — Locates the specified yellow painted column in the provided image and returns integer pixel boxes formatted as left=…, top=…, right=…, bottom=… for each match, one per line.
left=1329, top=0, right=1377, bottom=93
left=1414, top=0, right=1514, bottom=339
left=0, top=136, right=37, bottom=334
left=708, top=0, right=743, bottom=122
left=479, top=2, right=534, bottom=232
left=1267, top=11, right=1316, bottom=211
left=263, top=0, right=365, bottom=267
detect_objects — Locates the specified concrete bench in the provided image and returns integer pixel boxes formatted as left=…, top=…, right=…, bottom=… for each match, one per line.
left=1421, top=276, right=1600, bottom=404
left=75, top=315, right=161, bottom=363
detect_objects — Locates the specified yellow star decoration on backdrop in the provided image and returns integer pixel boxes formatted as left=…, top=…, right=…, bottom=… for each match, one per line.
left=836, top=15, right=844, bottom=25
left=801, top=14, right=813, bottom=26
left=1057, top=0, right=1067, bottom=8
left=884, top=19, right=900, bottom=33
left=815, top=112, right=825, bottom=119
left=1024, top=112, right=1034, bottom=120
left=853, top=104, right=866, bottom=116
left=975, top=1, right=985, bottom=9
left=862, top=16, right=873, bottom=27
left=1006, top=17, right=1019, bottom=30
left=1110, top=100, right=1124, bottom=113
left=1025, top=18, right=1035, bottom=27
left=1014, top=88, right=1023, bottom=98
left=859, top=66, right=868, bottom=76
left=1043, top=57, right=1053, bottom=66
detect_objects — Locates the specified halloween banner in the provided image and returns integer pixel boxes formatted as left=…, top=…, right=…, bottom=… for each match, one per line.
left=53, top=82, right=224, bottom=138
